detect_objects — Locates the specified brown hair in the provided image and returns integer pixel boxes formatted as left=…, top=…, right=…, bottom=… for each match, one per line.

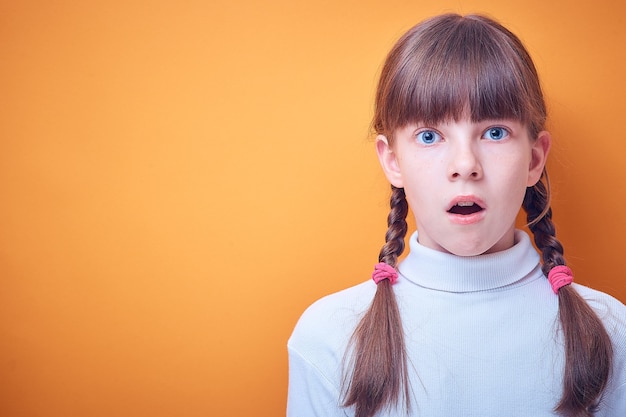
left=343, top=13, right=613, bottom=417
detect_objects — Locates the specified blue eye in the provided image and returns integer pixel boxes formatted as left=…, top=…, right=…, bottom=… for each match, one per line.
left=484, top=127, right=509, bottom=141
left=417, top=130, right=441, bottom=144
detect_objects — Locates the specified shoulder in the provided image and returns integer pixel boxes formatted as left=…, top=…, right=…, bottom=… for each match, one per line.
left=287, top=282, right=376, bottom=417
left=288, top=280, right=376, bottom=360
left=574, top=283, right=626, bottom=334
left=574, top=285, right=626, bottom=413
left=574, top=284, right=626, bottom=362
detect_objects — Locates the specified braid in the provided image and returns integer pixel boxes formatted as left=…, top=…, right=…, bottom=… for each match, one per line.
left=380, top=186, right=409, bottom=266
left=523, top=174, right=613, bottom=417
left=343, top=185, right=410, bottom=417
left=523, top=171, right=565, bottom=274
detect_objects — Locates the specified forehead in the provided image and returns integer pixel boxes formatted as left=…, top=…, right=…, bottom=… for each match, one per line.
left=396, top=117, right=526, bottom=133
left=376, top=16, right=543, bottom=137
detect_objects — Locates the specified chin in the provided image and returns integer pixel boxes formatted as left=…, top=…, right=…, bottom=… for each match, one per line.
left=444, top=241, right=494, bottom=257
left=451, top=248, right=487, bottom=257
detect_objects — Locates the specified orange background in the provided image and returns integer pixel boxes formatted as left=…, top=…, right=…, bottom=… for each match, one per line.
left=1, top=1, right=625, bottom=416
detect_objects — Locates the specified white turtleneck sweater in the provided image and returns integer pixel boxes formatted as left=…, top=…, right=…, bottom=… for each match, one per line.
left=287, top=230, right=626, bottom=417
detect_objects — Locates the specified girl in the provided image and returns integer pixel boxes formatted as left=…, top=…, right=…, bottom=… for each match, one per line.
left=287, top=13, right=626, bottom=417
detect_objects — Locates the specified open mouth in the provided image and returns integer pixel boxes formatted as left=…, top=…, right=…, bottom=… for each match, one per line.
left=448, top=201, right=484, bottom=215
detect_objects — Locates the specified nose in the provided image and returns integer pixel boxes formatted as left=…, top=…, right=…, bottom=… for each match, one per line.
left=448, top=142, right=483, bottom=181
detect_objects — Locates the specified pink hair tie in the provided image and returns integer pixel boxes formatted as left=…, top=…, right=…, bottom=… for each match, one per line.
left=548, top=265, right=574, bottom=294
left=372, top=262, right=398, bottom=285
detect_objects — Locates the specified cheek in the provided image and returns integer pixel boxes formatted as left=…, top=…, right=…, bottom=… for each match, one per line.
left=398, top=157, right=435, bottom=188
left=492, top=150, right=530, bottom=179
left=497, top=158, right=532, bottom=202
left=399, top=164, right=440, bottom=210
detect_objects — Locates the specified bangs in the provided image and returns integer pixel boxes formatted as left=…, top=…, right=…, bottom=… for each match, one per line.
left=375, top=15, right=545, bottom=137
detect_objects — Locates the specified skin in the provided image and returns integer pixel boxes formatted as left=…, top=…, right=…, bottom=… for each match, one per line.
left=376, top=117, right=551, bottom=256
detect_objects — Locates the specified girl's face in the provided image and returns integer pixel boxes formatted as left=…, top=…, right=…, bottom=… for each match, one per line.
left=377, top=117, right=550, bottom=256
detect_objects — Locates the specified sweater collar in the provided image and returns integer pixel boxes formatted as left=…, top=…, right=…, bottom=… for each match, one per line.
left=397, top=230, right=542, bottom=293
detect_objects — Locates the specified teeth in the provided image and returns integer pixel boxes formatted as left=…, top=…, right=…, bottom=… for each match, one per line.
left=457, top=201, right=474, bottom=207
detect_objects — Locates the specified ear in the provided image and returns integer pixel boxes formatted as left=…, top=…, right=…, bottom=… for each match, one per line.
left=376, top=135, right=404, bottom=188
left=527, top=130, right=551, bottom=186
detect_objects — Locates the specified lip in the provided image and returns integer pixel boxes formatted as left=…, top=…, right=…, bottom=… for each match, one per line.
left=447, top=195, right=487, bottom=225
